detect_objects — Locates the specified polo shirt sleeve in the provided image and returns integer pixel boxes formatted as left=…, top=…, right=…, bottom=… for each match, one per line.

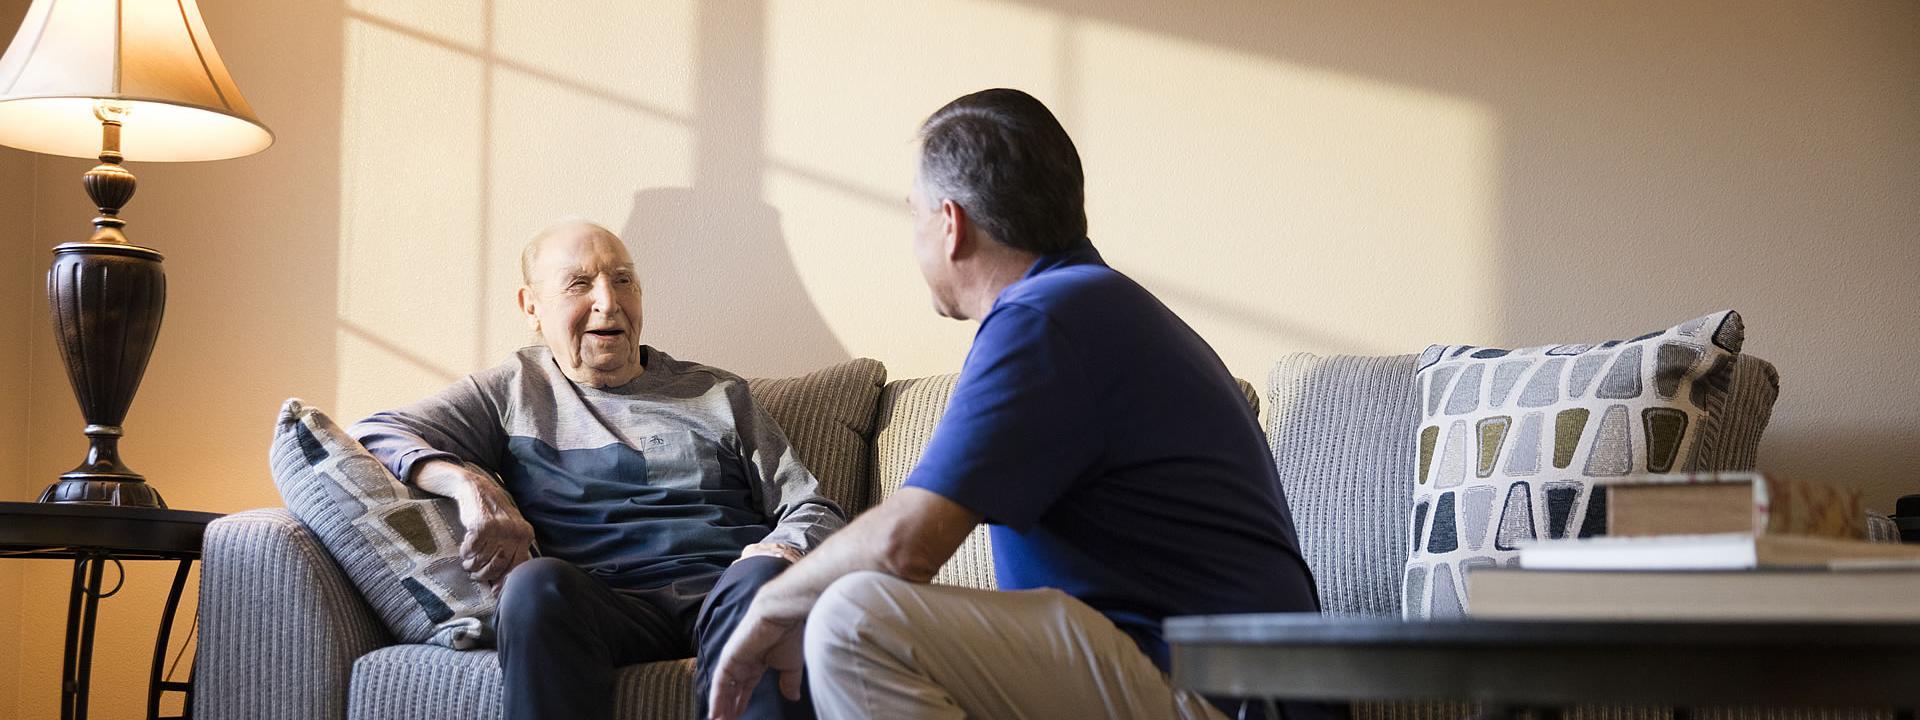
left=903, top=303, right=1101, bottom=533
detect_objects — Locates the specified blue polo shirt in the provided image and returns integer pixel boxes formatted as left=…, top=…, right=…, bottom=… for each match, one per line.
left=904, top=241, right=1319, bottom=672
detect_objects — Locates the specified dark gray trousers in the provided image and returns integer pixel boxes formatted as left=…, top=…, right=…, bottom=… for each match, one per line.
left=495, top=555, right=812, bottom=720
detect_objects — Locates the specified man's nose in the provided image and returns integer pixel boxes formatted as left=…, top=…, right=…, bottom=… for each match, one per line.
left=589, top=277, right=617, bottom=312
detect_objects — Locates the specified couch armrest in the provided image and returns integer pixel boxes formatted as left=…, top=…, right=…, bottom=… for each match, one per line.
left=195, top=508, right=391, bottom=720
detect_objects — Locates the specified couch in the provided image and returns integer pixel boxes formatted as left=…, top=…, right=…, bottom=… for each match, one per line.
left=194, top=352, right=1782, bottom=719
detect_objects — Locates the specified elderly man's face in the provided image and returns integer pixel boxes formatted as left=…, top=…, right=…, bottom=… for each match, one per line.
left=518, top=226, right=645, bottom=387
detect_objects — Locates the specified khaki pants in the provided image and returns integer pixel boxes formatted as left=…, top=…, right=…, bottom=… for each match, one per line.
left=802, top=571, right=1228, bottom=720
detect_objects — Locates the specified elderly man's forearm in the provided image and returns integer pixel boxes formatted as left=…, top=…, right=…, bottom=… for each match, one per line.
left=412, top=458, right=488, bottom=504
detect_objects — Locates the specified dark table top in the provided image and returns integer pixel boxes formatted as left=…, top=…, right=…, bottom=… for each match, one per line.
left=1167, top=613, right=1920, bottom=707
left=0, top=501, right=223, bottom=559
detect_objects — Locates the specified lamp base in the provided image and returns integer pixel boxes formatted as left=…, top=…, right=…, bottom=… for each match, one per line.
left=37, top=477, right=167, bottom=508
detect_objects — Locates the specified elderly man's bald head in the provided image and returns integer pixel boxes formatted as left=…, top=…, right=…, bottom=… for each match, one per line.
left=516, top=219, right=645, bottom=387
left=521, top=220, right=626, bottom=287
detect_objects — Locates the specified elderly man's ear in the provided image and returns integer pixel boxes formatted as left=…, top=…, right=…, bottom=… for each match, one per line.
left=517, top=286, right=540, bottom=333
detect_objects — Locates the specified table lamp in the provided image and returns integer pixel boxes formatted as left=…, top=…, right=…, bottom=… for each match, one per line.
left=0, top=0, right=272, bottom=507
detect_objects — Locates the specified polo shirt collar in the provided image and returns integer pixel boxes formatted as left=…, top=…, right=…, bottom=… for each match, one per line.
left=1020, top=238, right=1104, bottom=280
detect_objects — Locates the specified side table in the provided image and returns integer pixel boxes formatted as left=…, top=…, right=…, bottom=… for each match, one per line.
left=0, top=501, right=223, bottom=720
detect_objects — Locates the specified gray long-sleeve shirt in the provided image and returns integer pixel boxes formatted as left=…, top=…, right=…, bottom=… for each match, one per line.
left=350, top=345, right=846, bottom=590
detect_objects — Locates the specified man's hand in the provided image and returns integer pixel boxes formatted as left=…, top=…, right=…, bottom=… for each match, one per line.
left=706, top=489, right=982, bottom=718
left=414, top=459, right=534, bottom=590
left=736, top=543, right=802, bottom=565
left=707, top=605, right=806, bottom=720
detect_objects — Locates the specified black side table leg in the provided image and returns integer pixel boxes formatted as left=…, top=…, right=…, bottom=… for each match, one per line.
left=60, top=556, right=87, bottom=720
left=63, top=553, right=107, bottom=720
left=149, top=558, right=192, bottom=720
left=77, top=554, right=106, bottom=720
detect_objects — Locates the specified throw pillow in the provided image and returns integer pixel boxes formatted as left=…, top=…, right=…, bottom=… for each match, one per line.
left=269, top=399, right=497, bottom=648
left=1404, top=310, right=1759, bottom=619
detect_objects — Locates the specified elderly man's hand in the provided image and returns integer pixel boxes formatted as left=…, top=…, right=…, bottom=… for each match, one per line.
left=707, top=603, right=806, bottom=720
left=415, top=459, right=534, bottom=591
left=736, top=543, right=802, bottom=565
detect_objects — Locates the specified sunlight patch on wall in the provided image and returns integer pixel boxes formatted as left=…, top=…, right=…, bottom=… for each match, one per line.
left=762, top=1, right=1070, bottom=376
left=346, top=0, right=485, bottom=51
left=486, top=66, right=695, bottom=360
left=763, top=0, right=1063, bottom=204
left=764, top=167, right=979, bottom=379
left=334, top=7, right=698, bottom=418
left=759, top=5, right=1495, bottom=381
left=336, top=18, right=487, bottom=419
left=492, top=0, right=697, bottom=120
left=1072, top=20, right=1499, bottom=385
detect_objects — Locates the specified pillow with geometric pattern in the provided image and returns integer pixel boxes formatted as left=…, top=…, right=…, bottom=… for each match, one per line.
left=1404, top=310, right=1757, bottom=619
left=269, top=399, right=501, bottom=648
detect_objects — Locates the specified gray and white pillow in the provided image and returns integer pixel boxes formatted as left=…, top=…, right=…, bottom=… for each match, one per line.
left=1404, top=310, right=1759, bottom=619
left=269, top=399, right=498, bottom=648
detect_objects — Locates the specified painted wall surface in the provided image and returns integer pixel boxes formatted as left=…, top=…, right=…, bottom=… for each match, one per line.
left=1, top=0, right=34, bottom=710
left=4, top=1, right=1917, bottom=717
left=0, top=146, right=32, bottom=720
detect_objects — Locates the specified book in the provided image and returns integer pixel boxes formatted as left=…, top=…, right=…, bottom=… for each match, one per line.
left=1601, top=472, right=1863, bottom=539
left=1517, top=532, right=1920, bottom=571
left=1467, top=566, right=1920, bottom=621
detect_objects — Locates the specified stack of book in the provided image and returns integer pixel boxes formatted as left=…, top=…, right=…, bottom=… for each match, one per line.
left=1467, top=473, right=1920, bottom=621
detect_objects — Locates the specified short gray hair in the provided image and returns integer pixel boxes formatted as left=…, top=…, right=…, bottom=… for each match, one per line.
left=917, top=89, right=1087, bottom=255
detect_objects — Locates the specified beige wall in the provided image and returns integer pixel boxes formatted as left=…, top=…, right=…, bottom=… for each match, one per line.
left=0, top=148, right=32, bottom=720
left=4, top=1, right=1917, bottom=717
left=1, top=0, right=33, bottom=710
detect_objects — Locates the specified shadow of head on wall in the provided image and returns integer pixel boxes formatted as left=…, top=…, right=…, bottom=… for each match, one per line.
left=623, top=187, right=851, bottom=378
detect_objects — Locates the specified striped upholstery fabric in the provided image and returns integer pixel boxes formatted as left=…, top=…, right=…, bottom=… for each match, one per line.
left=1714, top=357, right=1781, bottom=473
left=346, top=645, right=695, bottom=720
left=746, top=357, right=888, bottom=516
left=1267, top=353, right=1423, bottom=618
left=196, top=509, right=394, bottom=720
left=871, top=374, right=997, bottom=589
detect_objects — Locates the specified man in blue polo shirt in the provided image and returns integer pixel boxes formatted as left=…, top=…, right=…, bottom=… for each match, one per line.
left=708, top=88, right=1323, bottom=720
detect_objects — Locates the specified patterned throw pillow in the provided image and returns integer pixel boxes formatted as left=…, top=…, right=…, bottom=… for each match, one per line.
left=1404, top=310, right=1753, bottom=619
left=269, top=399, right=498, bottom=648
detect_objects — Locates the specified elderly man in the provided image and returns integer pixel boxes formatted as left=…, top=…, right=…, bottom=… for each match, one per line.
left=352, top=221, right=840, bottom=720
left=707, top=89, right=1326, bottom=720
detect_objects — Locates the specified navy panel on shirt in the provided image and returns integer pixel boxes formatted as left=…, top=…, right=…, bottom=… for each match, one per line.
left=904, top=243, right=1319, bottom=671
left=500, top=437, right=769, bottom=589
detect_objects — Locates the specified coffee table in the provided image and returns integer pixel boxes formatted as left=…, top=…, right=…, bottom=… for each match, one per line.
left=1168, top=613, right=1920, bottom=716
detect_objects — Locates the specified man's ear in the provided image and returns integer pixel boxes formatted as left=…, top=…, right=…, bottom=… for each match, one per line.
left=940, top=199, right=969, bottom=262
left=516, top=285, right=541, bottom=332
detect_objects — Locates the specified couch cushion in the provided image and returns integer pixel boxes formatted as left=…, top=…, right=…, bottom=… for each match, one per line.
left=1267, top=354, right=1423, bottom=618
left=871, top=374, right=996, bottom=589
left=1405, top=310, right=1775, bottom=619
left=270, top=399, right=498, bottom=647
left=348, top=644, right=693, bottom=720
left=873, top=374, right=1262, bottom=591
left=745, top=358, right=888, bottom=516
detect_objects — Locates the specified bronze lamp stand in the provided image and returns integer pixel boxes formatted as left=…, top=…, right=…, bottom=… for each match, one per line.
left=36, top=107, right=169, bottom=507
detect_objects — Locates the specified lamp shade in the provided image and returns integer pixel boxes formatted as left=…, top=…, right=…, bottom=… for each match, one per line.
left=0, top=0, right=272, bottom=162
